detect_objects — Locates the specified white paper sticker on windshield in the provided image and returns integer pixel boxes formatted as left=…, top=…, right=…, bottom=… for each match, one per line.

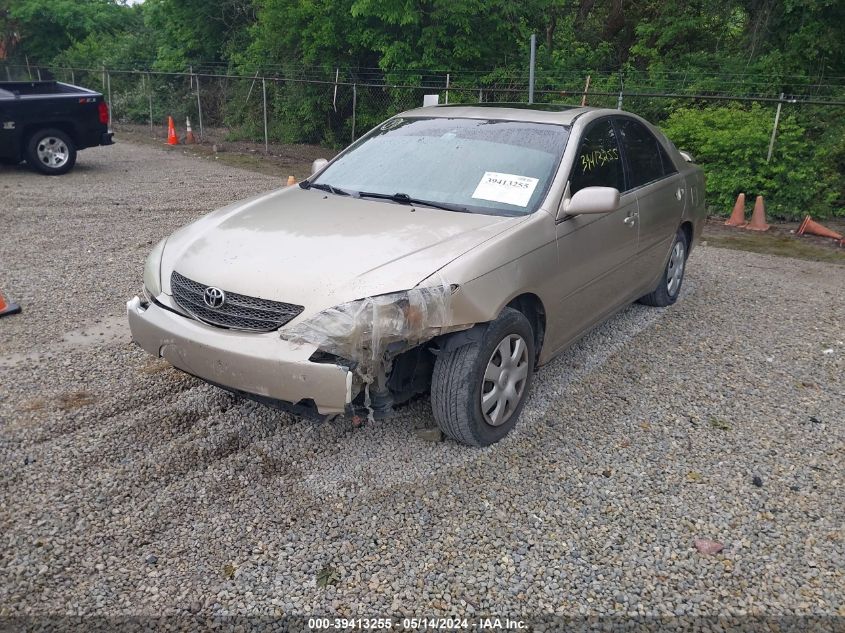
left=471, top=172, right=539, bottom=207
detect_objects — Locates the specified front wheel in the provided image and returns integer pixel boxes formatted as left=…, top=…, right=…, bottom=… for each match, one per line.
left=638, top=228, right=688, bottom=307
left=431, top=308, right=535, bottom=446
left=25, top=128, right=77, bottom=175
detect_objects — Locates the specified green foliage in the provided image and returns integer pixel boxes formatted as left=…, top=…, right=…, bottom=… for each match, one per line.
left=5, top=0, right=128, bottom=62
left=663, top=104, right=844, bottom=219
left=2, top=0, right=843, bottom=215
left=144, top=0, right=254, bottom=71
left=348, top=0, right=527, bottom=72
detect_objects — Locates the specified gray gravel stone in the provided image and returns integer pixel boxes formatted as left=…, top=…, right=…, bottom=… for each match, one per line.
left=0, top=141, right=843, bottom=621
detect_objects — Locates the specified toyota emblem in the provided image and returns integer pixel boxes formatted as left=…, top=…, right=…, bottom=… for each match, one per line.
left=203, top=286, right=226, bottom=309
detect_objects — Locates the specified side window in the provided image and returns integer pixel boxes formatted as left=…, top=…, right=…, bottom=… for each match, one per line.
left=616, top=118, right=676, bottom=189
left=569, top=120, right=624, bottom=195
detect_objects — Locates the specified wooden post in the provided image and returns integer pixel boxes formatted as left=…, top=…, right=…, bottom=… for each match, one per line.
left=580, top=75, right=591, bottom=107
left=766, top=93, right=784, bottom=164
left=262, top=78, right=269, bottom=154
left=333, top=68, right=339, bottom=112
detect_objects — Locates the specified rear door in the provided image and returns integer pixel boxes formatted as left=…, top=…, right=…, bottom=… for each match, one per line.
left=548, top=118, right=640, bottom=352
left=614, top=117, right=685, bottom=289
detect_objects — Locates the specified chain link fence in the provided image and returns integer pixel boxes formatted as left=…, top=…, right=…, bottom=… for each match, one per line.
left=3, top=62, right=844, bottom=154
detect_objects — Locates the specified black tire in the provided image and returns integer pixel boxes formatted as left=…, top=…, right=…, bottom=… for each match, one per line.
left=638, top=227, right=689, bottom=307
left=431, top=307, right=535, bottom=446
left=25, top=128, right=77, bottom=175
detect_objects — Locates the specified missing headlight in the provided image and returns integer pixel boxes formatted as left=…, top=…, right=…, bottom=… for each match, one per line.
left=280, top=279, right=453, bottom=374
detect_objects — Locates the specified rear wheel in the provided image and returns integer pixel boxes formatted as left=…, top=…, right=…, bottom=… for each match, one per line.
left=25, top=128, right=77, bottom=175
left=638, top=227, right=688, bottom=307
left=431, top=308, right=535, bottom=446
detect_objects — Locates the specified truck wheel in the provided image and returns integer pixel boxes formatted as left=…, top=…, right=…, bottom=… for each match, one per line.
left=431, top=307, right=535, bottom=446
left=638, top=228, right=688, bottom=307
left=25, top=128, right=77, bottom=175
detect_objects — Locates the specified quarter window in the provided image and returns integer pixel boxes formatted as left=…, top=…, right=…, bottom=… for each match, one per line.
left=569, top=120, right=624, bottom=195
left=616, top=118, right=677, bottom=189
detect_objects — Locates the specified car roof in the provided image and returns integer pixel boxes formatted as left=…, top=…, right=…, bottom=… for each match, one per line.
left=396, top=103, right=604, bottom=126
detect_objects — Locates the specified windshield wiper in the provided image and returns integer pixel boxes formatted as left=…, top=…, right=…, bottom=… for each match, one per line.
left=299, top=181, right=351, bottom=196
left=356, top=191, right=471, bottom=213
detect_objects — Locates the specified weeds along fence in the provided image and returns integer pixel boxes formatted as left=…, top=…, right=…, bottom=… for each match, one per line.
left=3, top=62, right=844, bottom=154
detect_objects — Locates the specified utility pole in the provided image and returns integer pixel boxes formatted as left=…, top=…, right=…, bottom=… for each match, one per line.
left=528, top=34, right=536, bottom=104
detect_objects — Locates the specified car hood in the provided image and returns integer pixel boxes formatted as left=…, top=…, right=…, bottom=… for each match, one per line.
left=160, top=186, right=525, bottom=315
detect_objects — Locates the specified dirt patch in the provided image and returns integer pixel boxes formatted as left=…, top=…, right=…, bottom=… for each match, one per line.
left=139, top=358, right=173, bottom=375
left=19, top=398, right=46, bottom=412
left=57, top=391, right=98, bottom=410
left=113, top=123, right=337, bottom=182
left=702, top=218, right=845, bottom=265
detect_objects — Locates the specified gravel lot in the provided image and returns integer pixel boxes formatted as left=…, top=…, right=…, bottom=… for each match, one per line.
left=1, top=141, right=843, bottom=628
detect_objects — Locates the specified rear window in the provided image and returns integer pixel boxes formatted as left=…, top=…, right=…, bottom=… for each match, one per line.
left=616, top=118, right=677, bottom=189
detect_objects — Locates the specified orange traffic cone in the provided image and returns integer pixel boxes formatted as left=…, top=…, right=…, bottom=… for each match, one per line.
left=0, top=290, right=21, bottom=317
left=725, top=193, right=747, bottom=227
left=287, top=175, right=296, bottom=186
left=185, top=117, right=196, bottom=144
left=745, top=195, right=769, bottom=231
left=167, top=116, right=179, bottom=145
left=796, top=215, right=844, bottom=244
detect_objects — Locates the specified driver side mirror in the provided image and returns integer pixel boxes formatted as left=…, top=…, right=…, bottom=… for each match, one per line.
left=561, top=186, right=620, bottom=217
left=311, top=158, right=329, bottom=175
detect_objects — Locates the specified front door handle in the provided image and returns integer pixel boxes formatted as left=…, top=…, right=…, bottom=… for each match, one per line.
left=623, top=216, right=636, bottom=227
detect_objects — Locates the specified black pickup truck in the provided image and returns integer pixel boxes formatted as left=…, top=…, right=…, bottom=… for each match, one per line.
left=0, top=80, right=113, bottom=175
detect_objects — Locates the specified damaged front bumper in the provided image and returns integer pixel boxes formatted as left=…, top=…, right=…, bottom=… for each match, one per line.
left=126, top=296, right=353, bottom=415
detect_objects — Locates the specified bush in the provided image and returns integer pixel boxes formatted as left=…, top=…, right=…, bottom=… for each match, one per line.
left=662, top=104, right=844, bottom=220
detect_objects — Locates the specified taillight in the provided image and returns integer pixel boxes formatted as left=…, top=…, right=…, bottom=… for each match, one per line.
left=98, top=101, right=109, bottom=125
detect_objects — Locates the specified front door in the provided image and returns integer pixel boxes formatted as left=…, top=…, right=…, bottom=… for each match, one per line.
left=547, top=118, right=640, bottom=353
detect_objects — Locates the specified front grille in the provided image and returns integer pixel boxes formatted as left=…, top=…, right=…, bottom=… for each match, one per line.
left=170, top=271, right=304, bottom=332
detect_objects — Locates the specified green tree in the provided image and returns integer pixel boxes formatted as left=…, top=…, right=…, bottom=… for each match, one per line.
left=6, top=0, right=127, bottom=62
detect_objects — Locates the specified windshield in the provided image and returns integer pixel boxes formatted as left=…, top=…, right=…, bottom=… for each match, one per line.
left=312, top=117, right=570, bottom=216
